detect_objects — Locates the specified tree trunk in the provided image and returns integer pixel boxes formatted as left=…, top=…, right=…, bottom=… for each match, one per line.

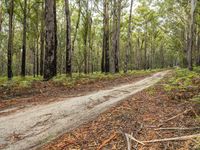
left=187, top=0, right=197, bottom=71
left=40, top=2, right=45, bottom=76
left=102, top=0, right=110, bottom=73
left=144, top=22, right=148, bottom=70
left=53, top=0, right=57, bottom=75
left=36, top=38, right=39, bottom=76
left=21, top=0, right=27, bottom=77
left=83, top=0, right=89, bottom=74
left=160, top=44, right=164, bottom=68
left=7, top=0, right=14, bottom=79
left=65, top=0, right=72, bottom=76
left=0, top=1, right=2, bottom=32
left=72, top=0, right=81, bottom=52
left=124, top=0, right=133, bottom=73
left=112, top=0, right=121, bottom=73
left=44, top=0, right=57, bottom=80
left=33, top=46, right=36, bottom=78
left=88, top=14, right=93, bottom=73
left=197, top=34, right=200, bottom=66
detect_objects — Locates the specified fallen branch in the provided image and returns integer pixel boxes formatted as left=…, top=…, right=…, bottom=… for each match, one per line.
left=158, top=109, right=191, bottom=127
left=97, top=132, right=116, bottom=150
left=125, top=133, right=200, bottom=146
left=125, top=133, right=145, bottom=145
left=125, top=133, right=132, bottom=150
left=155, top=127, right=200, bottom=131
left=142, top=133, right=200, bottom=143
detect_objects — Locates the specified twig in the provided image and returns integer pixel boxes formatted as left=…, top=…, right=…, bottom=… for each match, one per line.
left=155, top=127, right=200, bottom=131
left=142, top=133, right=200, bottom=143
left=158, top=109, right=191, bottom=127
left=97, top=132, right=116, bottom=150
left=125, top=133, right=131, bottom=150
left=125, top=133, right=200, bottom=146
left=125, top=133, right=145, bottom=145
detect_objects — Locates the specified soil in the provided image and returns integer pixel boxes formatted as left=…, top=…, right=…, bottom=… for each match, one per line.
left=0, top=71, right=168, bottom=150
left=0, top=73, right=152, bottom=112
left=40, top=71, right=200, bottom=150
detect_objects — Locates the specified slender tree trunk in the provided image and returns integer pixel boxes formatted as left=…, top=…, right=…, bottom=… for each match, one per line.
left=102, top=0, right=110, bottom=73
left=54, top=0, right=57, bottom=75
left=144, top=21, right=148, bottom=70
left=197, top=34, right=200, bottom=66
left=65, top=0, right=72, bottom=76
left=83, top=0, right=89, bottom=74
left=182, top=27, right=188, bottom=67
left=88, top=14, right=93, bottom=73
left=44, top=0, right=57, bottom=80
left=21, top=0, right=27, bottom=76
left=113, top=0, right=121, bottom=73
left=36, top=8, right=39, bottom=77
left=36, top=38, right=39, bottom=76
left=40, top=2, right=45, bottom=76
left=187, top=0, right=197, bottom=71
left=160, top=44, right=164, bottom=68
left=7, top=0, right=14, bottom=79
left=101, top=40, right=105, bottom=72
left=33, top=46, right=36, bottom=78
left=72, top=0, right=81, bottom=52
left=0, top=1, right=2, bottom=32
left=124, top=0, right=133, bottom=73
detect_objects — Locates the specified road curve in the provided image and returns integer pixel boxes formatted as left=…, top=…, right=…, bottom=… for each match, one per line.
left=0, top=71, right=169, bottom=150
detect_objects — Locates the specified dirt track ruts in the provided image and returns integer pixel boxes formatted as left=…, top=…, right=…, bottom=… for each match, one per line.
left=0, top=71, right=169, bottom=150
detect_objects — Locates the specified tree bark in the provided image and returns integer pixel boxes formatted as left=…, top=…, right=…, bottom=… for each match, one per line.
left=124, top=0, right=133, bottom=73
left=7, top=0, right=14, bottom=79
left=0, top=1, right=2, bottom=32
left=36, top=38, right=39, bottom=76
left=40, top=2, right=45, bottom=76
left=83, top=0, right=90, bottom=74
left=144, top=21, right=148, bottom=70
left=187, top=0, right=197, bottom=71
left=21, top=0, right=27, bottom=77
left=197, top=34, right=200, bottom=66
left=102, top=0, right=110, bottom=73
left=65, top=0, right=72, bottom=76
left=72, top=0, right=81, bottom=52
left=33, top=45, right=36, bottom=78
left=44, top=0, right=57, bottom=80
left=112, top=0, right=121, bottom=73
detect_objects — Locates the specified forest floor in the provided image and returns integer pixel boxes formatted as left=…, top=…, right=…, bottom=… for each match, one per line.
left=39, top=68, right=200, bottom=150
left=0, top=71, right=168, bottom=150
left=0, top=68, right=200, bottom=150
left=0, top=70, right=158, bottom=112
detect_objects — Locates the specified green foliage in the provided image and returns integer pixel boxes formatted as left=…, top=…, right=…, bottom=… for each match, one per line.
left=52, top=69, right=162, bottom=87
left=0, top=76, right=42, bottom=88
left=164, top=68, right=200, bottom=92
left=0, top=69, right=162, bottom=89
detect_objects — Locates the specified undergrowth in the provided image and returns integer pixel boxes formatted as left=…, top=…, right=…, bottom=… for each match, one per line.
left=164, top=67, right=200, bottom=92
left=0, top=69, right=162, bottom=88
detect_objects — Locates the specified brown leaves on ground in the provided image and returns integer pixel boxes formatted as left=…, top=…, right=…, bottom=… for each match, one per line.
left=40, top=79, right=200, bottom=150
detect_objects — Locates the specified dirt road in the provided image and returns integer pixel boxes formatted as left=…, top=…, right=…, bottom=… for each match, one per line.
left=0, top=71, right=169, bottom=150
